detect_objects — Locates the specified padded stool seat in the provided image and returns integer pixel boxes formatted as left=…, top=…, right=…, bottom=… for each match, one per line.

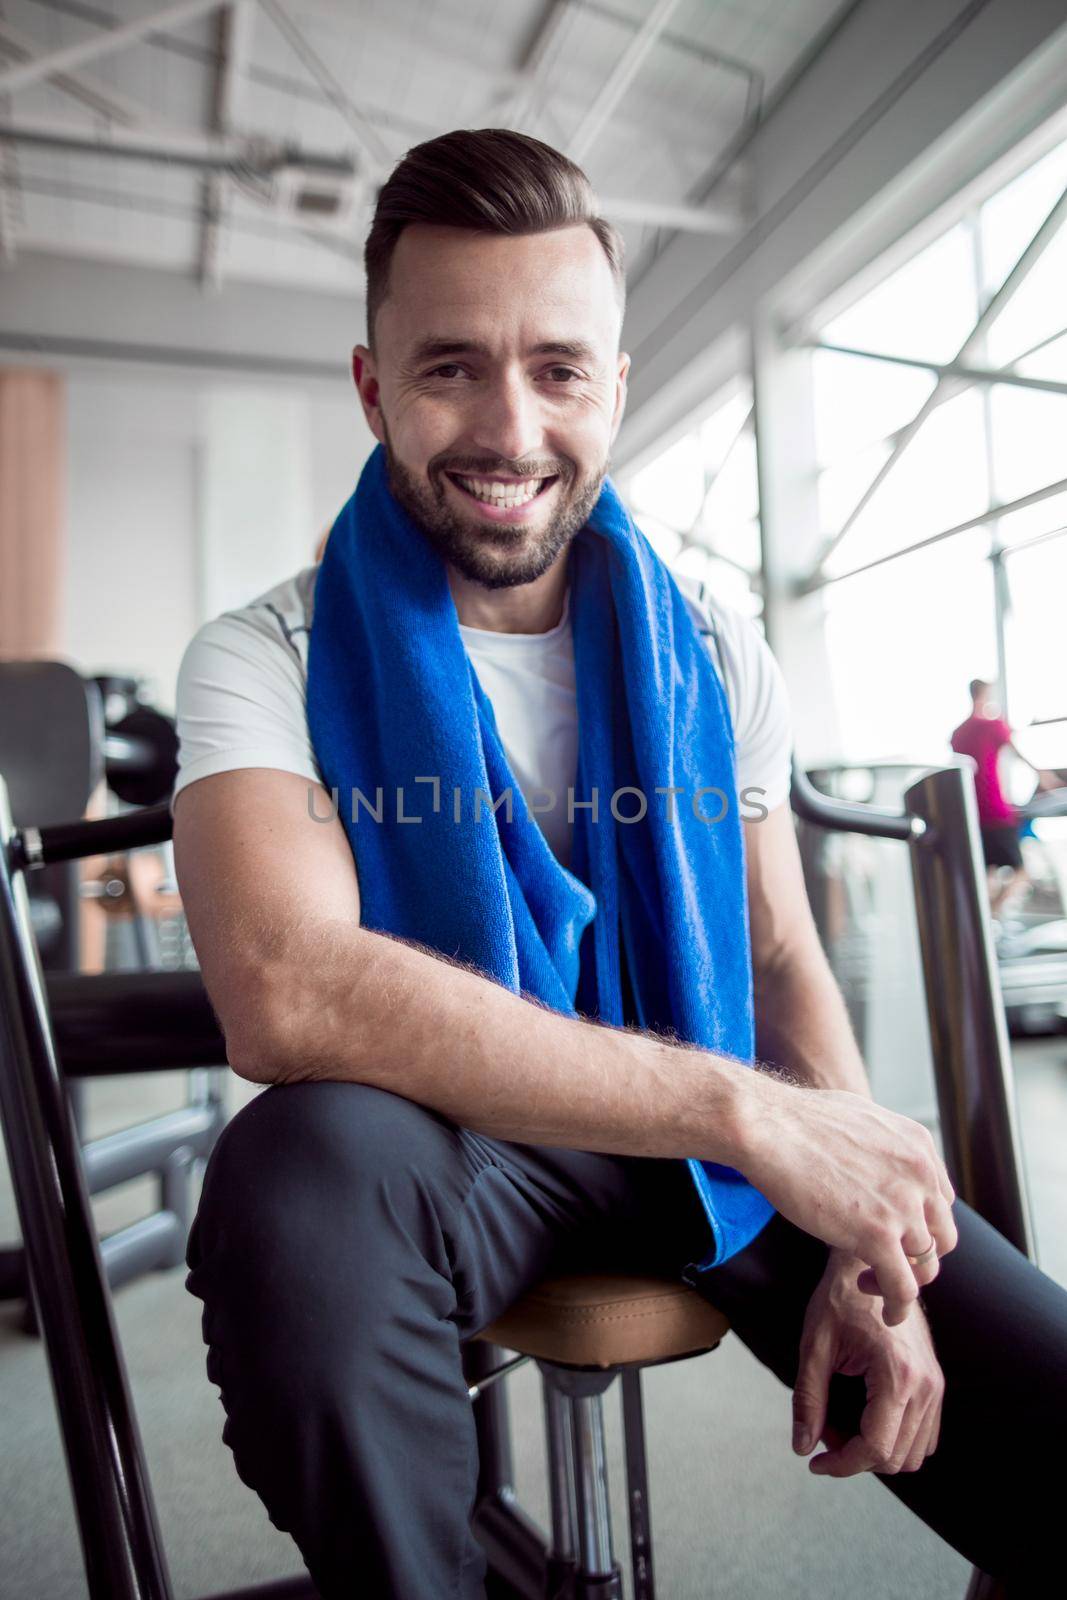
left=474, top=1271, right=729, bottom=1367
left=473, top=1274, right=730, bottom=1596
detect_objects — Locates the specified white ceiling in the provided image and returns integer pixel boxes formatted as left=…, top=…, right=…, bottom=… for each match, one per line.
left=0, top=0, right=851, bottom=299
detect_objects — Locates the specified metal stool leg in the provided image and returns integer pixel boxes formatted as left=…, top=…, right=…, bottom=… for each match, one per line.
left=541, top=1373, right=577, bottom=1596
left=537, top=1362, right=624, bottom=1599
left=620, top=1368, right=656, bottom=1600
left=465, top=1340, right=549, bottom=1599
left=569, top=1390, right=619, bottom=1597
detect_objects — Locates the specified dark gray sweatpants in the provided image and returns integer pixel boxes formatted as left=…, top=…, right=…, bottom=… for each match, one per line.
left=185, top=1079, right=1067, bottom=1597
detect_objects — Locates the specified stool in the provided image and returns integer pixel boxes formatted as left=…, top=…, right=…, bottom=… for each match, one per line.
left=474, top=1273, right=729, bottom=1599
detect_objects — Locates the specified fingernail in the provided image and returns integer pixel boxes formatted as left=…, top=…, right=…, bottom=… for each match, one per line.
left=794, top=1427, right=812, bottom=1454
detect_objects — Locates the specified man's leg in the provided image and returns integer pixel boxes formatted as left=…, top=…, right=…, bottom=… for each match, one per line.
left=184, top=1078, right=688, bottom=1600
left=689, top=1196, right=1067, bottom=1586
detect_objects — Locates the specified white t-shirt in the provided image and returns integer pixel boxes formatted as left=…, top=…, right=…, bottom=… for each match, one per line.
left=172, top=562, right=794, bottom=866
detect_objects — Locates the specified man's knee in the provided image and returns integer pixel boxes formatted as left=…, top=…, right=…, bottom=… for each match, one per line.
left=188, top=1079, right=467, bottom=1283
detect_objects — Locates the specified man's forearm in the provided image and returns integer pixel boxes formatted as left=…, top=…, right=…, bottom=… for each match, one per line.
left=231, top=919, right=767, bottom=1167
left=753, top=938, right=872, bottom=1099
left=755, top=940, right=881, bottom=1285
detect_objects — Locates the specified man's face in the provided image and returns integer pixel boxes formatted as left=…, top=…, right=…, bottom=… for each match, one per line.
left=352, top=223, right=629, bottom=590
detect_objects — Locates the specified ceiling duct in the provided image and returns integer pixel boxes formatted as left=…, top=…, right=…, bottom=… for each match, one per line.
left=270, top=156, right=362, bottom=226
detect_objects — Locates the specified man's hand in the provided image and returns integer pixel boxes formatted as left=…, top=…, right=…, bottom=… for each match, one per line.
left=739, top=1074, right=958, bottom=1327
left=792, top=1249, right=945, bottom=1478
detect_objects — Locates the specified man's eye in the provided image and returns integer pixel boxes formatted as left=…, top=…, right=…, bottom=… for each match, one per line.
left=545, top=366, right=582, bottom=383
left=429, top=364, right=468, bottom=379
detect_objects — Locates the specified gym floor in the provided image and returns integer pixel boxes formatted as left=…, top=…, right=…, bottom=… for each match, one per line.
left=2, top=1037, right=1064, bottom=1600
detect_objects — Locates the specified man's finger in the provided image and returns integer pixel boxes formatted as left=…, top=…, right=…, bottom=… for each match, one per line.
left=901, top=1222, right=942, bottom=1290
left=812, top=1381, right=908, bottom=1478
left=900, top=1401, right=935, bottom=1474
left=792, top=1333, right=833, bottom=1455
left=859, top=1383, right=910, bottom=1470
left=809, top=1433, right=879, bottom=1478
left=884, top=1394, right=924, bottom=1473
left=925, top=1191, right=958, bottom=1258
left=869, top=1242, right=920, bottom=1326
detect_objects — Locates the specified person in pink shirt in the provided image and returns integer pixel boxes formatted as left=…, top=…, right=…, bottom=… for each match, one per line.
left=951, top=678, right=1058, bottom=914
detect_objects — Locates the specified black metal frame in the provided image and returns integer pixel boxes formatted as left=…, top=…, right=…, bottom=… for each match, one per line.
left=792, top=760, right=1034, bottom=1256
left=792, top=759, right=1032, bottom=1600
left=0, top=784, right=179, bottom=1598
left=1, top=671, right=220, bottom=1315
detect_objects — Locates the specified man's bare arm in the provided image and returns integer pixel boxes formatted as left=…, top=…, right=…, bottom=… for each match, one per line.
left=745, top=802, right=959, bottom=1309
left=746, top=803, right=872, bottom=1098
left=174, top=768, right=957, bottom=1322
left=173, top=769, right=751, bottom=1162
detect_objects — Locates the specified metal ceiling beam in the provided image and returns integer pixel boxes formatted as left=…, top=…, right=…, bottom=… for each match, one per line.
left=597, top=194, right=739, bottom=236
left=0, top=0, right=225, bottom=96
left=200, top=0, right=254, bottom=292
left=0, top=325, right=348, bottom=379
left=569, top=0, right=683, bottom=163
left=257, top=0, right=391, bottom=174
left=1, top=169, right=361, bottom=263
left=0, top=83, right=16, bottom=265
left=801, top=473, right=1067, bottom=594
left=577, top=0, right=761, bottom=96
left=503, top=0, right=576, bottom=132
left=0, top=19, right=155, bottom=126
left=809, top=175, right=1067, bottom=577
left=25, top=0, right=437, bottom=140
left=808, top=338, right=1067, bottom=399
left=0, top=116, right=355, bottom=177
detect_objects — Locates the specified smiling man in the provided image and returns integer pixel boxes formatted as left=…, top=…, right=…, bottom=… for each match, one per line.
left=174, top=130, right=1065, bottom=1598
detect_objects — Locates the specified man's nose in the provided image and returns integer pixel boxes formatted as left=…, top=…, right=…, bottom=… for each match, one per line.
left=467, top=372, right=544, bottom=464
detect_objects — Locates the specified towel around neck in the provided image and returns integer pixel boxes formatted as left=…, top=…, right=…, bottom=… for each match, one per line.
left=306, top=443, right=774, bottom=1268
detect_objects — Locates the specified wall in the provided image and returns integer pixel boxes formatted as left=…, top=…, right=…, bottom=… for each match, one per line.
left=60, top=367, right=373, bottom=711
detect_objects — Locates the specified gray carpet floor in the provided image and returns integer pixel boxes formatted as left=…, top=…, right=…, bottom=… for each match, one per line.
left=3, top=1037, right=1065, bottom=1600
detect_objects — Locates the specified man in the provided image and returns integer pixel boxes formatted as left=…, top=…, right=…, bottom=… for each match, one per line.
left=175, top=130, right=1065, bottom=1597
left=951, top=677, right=1059, bottom=916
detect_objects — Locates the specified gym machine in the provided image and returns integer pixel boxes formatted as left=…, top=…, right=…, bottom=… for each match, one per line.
left=0, top=661, right=226, bottom=1317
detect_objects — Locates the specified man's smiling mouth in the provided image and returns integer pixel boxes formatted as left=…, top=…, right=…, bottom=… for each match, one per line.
left=445, top=472, right=560, bottom=509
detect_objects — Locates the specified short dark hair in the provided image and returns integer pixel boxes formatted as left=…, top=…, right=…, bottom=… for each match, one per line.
left=363, top=128, right=625, bottom=344
left=969, top=678, right=991, bottom=699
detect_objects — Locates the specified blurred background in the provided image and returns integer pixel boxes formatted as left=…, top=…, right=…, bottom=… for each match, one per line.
left=2, top=3, right=1067, bottom=1597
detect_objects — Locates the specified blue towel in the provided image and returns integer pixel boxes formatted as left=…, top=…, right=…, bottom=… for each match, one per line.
left=306, top=444, right=774, bottom=1269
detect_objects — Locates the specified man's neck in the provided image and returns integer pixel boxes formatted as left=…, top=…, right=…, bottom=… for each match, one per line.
left=449, top=557, right=569, bottom=635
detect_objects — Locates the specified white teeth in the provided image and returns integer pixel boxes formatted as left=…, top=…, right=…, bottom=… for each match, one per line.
left=454, top=474, right=545, bottom=507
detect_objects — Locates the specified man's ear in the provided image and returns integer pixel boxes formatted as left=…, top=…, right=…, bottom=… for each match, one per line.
left=352, top=345, right=386, bottom=446
left=610, top=351, right=631, bottom=445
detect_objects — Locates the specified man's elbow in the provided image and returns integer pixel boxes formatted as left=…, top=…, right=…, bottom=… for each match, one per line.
left=215, top=929, right=386, bottom=1087
left=219, top=983, right=313, bottom=1086
left=224, top=991, right=375, bottom=1088
left=225, top=1017, right=291, bottom=1085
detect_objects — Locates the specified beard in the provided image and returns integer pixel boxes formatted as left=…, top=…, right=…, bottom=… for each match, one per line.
left=381, top=423, right=608, bottom=591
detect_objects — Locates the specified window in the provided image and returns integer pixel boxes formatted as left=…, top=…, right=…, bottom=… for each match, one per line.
left=805, top=128, right=1067, bottom=762
left=622, top=380, right=761, bottom=619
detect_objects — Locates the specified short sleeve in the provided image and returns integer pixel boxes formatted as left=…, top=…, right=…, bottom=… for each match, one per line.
left=694, top=594, right=793, bottom=815
left=728, top=619, right=794, bottom=813
left=172, top=610, right=323, bottom=815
